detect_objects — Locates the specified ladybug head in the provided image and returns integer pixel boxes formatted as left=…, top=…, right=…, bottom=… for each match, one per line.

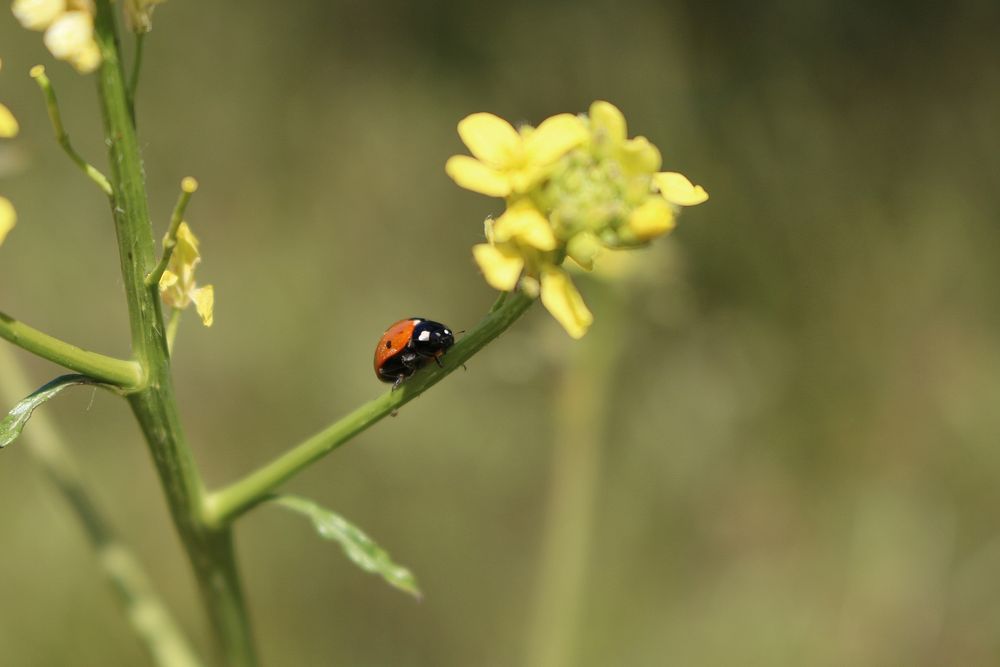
left=410, top=319, right=455, bottom=357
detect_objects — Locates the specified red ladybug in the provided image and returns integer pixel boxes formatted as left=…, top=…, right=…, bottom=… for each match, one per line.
left=374, top=318, right=455, bottom=388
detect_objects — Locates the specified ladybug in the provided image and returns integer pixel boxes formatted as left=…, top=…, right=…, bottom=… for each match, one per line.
left=374, top=318, right=455, bottom=388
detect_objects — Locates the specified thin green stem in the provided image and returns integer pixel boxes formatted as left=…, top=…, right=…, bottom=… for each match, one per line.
left=204, top=290, right=536, bottom=527
left=0, top=310, right=142, bottom=388
left=0, top=345, right=204, bottom=667
left=147, top=177, right=199, bottom=287
left=92, top=2, right=257, bottom=665
left=30, top=65, right=113, bottom=196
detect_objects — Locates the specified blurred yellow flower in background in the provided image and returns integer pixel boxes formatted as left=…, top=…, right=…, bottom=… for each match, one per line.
left=0, top=57, right=17, bottom=246
left=11, top=0, right=102, bottom=73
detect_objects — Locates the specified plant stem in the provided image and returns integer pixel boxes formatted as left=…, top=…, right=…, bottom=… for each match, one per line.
left=92, top=2, right=257, bottom=665
left=0, top=345, right=204, bottom=667
left=204, top=290, right=535, bottom=527
left=0, top=310, right=142, bottom=388
left=525, top=280, right=625, bottom=667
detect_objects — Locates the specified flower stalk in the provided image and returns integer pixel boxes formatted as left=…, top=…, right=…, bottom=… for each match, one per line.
left=91, top=1, right=256, bottom=664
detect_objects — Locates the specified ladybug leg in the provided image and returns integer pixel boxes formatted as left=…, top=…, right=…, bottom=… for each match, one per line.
left=433, top=354, right=444, bottom=368
left=391, top=374, right=406, bottom=391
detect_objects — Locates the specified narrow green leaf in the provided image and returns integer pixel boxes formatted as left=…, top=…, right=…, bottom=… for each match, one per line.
left=1, top=374, right=101, bottom=449
left=269, top=494, right=421, bottom=599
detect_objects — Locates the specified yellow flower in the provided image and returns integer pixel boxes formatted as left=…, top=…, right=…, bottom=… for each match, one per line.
left=0, top=196, right=15, bottom=246
left=43, top=10, right=100, bottom=73
left=1, top=58, right=17, bottom=245
left=452, top=100, right=708, bottom=340
left=540, top=266, right=593, bottom=339
left=158, top=222, right=215, bottom=327
left=11, top=0, right=66, bottom=30
left=446, top=112, right=587, bottom=198
left=472, top=201, right=556, bottom=291
left=13, top=0, right=102, bottom=73
left=0, top=102, right=19, bottom=138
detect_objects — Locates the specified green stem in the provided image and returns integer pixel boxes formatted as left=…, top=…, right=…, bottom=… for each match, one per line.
left=525, top=280, right=625, bottom=667
left=147, top=177, right=199, bottom=287
left=0, top=310, right=142, bottom=388
left=92, top=2, right=257, bottom=665
left=204, top=291, right=535, bottom=527
left=30, top=65, right=113, bottom=196
left=0, top=345, right=204, bottom=667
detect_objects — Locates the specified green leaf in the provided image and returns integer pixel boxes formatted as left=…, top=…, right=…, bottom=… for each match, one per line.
left=269, top=494, right=421, bottom=599
left=1, top=374, right=101, bottom=449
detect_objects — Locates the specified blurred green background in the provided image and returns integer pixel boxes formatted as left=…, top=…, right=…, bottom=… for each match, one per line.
left=3, top=1, right=1000, bottom=665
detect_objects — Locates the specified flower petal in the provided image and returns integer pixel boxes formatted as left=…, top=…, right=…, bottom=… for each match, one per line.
left=193, top=285, right=214, bottom=327
left=457, top=112, right=521, bottom=168
left=618, top=136, right=662, bottom=175
left=0, top=196, right=16, bottom=245
left=540, top=267, right=593, bottom=339
left=589, top=100, right=627, bottom=146
left=473, top=243, right=523, bottom=291
left=524, top=113, right=588, bottom=165
left=0, top=103, right=19, bottom=138
left=493, top=202, right=557, bottom=251
left=654, top=172, right=709, bottom=206
left=12, top=0, right=66, bottom=31
left=627, top=197, right=675, bottom=241
left=445, top=155, right=510, bottom=197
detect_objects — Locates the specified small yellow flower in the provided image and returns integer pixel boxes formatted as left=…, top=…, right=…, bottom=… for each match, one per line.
left=1, top=57, right=17, bottom=245
left=0, top=196, right=15, bottom=246
left=0, top=103, right=17, bottom=139
left=13, top=0, right=102, bottom=73
left=158, top=222, right=215, bottom=327
left=446, top=112, right=587, bottom=198
left=43, top=10, right=100, bottom=73
left=450, top=100, right=708, bottom=340
left=11, top=0, right=66, bottom=30
left=540, top=266, right=593, bottom=339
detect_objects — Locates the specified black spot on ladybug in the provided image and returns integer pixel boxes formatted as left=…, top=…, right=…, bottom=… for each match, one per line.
left=385, top=340, right=392, bottom=349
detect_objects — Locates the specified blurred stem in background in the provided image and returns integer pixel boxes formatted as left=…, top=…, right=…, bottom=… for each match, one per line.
left=0, top=345, right=203, bottom=667
left=526, top=278, right=627, bottom=667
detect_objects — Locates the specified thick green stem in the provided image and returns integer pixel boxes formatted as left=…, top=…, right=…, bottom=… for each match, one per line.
left=0, top=310, right=142, bottom=388
left=92, top=2, right=257, bottom=665
left=204, top=291, right=535, bottom=527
